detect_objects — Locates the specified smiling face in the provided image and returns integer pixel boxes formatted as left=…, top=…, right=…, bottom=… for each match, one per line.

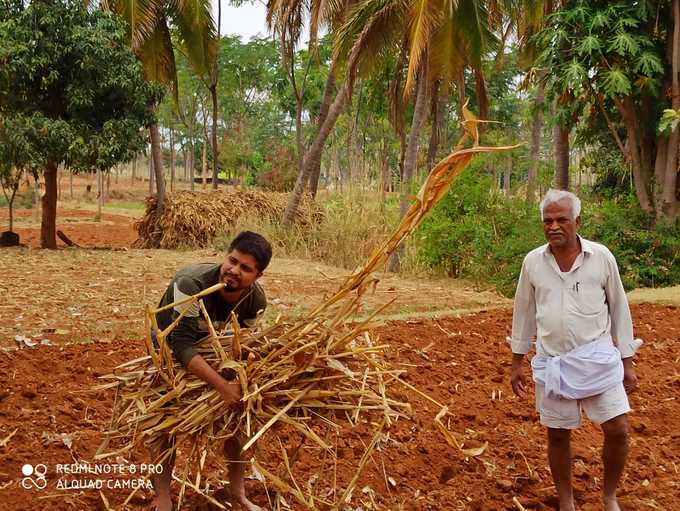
left=542, top=199, right=581, bottom=250
left=218, top=249, right=261, bottom=298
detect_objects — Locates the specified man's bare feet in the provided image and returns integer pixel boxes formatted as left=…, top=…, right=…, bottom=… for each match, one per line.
left=559, top=499, right=576, bottom=511
left=234, top=494, right=264, bottom=511
left=153, top=495, right=172, bottom=511
left=604, top=495, right=622, bottom=511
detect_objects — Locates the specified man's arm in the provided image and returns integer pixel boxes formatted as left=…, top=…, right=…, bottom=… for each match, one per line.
left=509, top=258, right=536, bottom=398
left=186, top=355, right=241, bottom=406
left=166, top=278, right=241, bottom=404
left=603, top=253, right=641, bottom=393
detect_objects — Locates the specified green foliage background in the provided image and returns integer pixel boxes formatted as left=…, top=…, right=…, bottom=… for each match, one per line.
left=416, top=162, right=680, bottom=296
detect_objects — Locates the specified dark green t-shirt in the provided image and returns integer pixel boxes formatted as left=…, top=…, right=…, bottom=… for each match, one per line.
left=155, top=263, right=266, bottom=367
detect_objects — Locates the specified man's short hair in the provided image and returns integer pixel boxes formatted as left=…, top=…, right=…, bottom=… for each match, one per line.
left=229, top=231, right=272, bottom=272
left=539, top=189, right=581, bottom=220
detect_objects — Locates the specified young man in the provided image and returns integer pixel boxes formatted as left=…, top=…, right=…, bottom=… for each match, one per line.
left=151, top=231, right=272, bottom=511
left=509, top=190, right=641, bottom=511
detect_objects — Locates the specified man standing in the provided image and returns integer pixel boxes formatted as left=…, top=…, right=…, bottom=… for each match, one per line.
left=509, top=190, right=641, bottom=511
left=151, top=230, right=271, bottom=511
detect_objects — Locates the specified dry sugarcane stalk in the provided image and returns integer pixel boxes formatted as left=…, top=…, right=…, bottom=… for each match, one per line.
left=98, top=116, right=514, bottom=509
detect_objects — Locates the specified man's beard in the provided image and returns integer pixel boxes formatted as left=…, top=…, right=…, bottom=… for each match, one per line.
left=222, top=273, right=241, bottom=291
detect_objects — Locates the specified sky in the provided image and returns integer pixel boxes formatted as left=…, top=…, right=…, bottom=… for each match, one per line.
left=213, top=2, right=311, bottom=42
left=214, top=2, right=270, bottom=41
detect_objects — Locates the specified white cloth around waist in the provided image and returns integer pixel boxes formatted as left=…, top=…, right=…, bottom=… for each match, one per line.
left=531, top=335, right=623, bottom=400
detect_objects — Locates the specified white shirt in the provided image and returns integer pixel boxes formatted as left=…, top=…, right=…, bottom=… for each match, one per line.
left=510, top=236, right=641, bottom=359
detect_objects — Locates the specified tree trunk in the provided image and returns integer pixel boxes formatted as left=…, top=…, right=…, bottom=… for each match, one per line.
left=69, top=170, right=74, bottom=200
left=149, top=124, right=166, bottom=210
left=615, top=96, right=653, bottom=212
left=473, top=66, right=489, bottom=123
left=40, top=160, right=58, bottom=249
left=201, top=135, right=208, bottom=190
left=210, top=84, right=219, bottom=190
left=170, top=125, right=176, bottom=193
left=308, top=67, right=338, bottom=197
left=295, top=95, right=305, bottom=175
left=97, top=169, right=103, bottom=219
left=553, top=123, right=570, bottom=190
left=426, top=81, right=447, bottom=172
left=527, top=81, right=545, bottom=201
left=282, top=80, right=350, bottom=225
left=131, top=157, right=137, bottom=186
left=661, top=0, right=680, bottom=221
left=190, top=141, right=195, bottom=192
left=388, top=67, right=429, bottom=273
left=504, top=156, right=511, bottom=193
left=148, top=147, right=154, bottom=195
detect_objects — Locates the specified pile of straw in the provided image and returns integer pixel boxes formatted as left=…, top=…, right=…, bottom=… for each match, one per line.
left=98, top=116, right=516, bottom=509
left=133, top=190, right=321, bottom=249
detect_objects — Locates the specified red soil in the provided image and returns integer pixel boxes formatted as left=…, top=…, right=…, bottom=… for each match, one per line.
left=6, top=207, right=137, bottom=248
left=0, top=304, right=678, bottom=510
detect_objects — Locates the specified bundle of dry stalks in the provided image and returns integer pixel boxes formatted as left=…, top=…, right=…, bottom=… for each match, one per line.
left=97, top=117, right=516, bottom=509
left=133, top=190, right=322, bottom=249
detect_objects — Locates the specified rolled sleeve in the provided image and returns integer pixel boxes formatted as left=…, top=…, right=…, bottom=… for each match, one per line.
left=509, top=258, right=537, bottom=355
left=603, top=253, right=642, bottom=358
left=167, top=277, right=202, bottom=368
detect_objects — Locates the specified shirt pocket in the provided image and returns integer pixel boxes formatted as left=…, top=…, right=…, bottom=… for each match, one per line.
left=574, top=283, right=605, bottom=315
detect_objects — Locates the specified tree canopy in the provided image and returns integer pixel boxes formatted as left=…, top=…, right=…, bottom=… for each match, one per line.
left=0, top=0, right=162, bottom=247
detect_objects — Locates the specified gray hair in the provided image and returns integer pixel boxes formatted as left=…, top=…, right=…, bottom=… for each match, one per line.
left=539, top=189, right=581, bottom=220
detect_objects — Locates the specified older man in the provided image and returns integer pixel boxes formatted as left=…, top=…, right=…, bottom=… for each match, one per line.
left=509, top=190, right=642, bottom=511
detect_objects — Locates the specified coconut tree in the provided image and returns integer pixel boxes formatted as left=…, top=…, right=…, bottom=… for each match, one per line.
left=101, top=0, right=217, bottom=209
left=334, top=0, right=497, bottom=269
left=267, top=0, right=358, bottom=220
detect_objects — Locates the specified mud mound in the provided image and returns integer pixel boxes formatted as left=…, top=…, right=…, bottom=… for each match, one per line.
left=132, top=190, right=322, bottom=249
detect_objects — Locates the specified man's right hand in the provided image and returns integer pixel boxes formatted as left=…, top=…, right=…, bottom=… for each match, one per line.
left=510, top=354, right=527, bottom=398
left=219, top=380, right=242, bottom=408
left=186, top=354, right=243, bottom=408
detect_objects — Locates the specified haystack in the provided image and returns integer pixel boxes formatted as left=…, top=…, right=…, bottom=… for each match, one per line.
left=97, top=117, right=516, bottom=509
left=133, top=190, right=321, bottom=249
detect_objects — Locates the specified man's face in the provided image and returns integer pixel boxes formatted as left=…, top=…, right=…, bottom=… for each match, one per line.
left=542, top=200, right=581, bottom=250
left=219, top=249, right=261, bottom=295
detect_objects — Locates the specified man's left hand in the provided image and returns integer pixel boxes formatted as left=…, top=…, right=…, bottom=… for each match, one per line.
left=622, top=357, right=638, bottom=394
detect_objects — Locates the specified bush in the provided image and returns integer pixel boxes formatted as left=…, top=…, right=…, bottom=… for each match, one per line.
left=416, top=166, right=680, bottom=296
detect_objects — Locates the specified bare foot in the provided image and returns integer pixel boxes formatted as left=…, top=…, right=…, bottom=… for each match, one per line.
left=153, top=495, right=172, bottom=511
left=559, top=500, right=576, bottom=511
left=236, top=495, right=264, bottom=511
left=604, top=495, right=622, bottom=511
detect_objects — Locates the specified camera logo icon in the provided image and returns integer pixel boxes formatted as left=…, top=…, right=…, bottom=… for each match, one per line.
left=21, top=464, right=48, bottom=490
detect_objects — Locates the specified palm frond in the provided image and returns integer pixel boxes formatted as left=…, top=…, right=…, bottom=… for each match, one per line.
left=137, top=17, right=178, bottom=95
left=428, top=15, right=466, bottom=84
left=171, top=0, right=217, bottom=77
left=335, top=0, right=406, bottom=85
left=105, top=0, right=163, bottom=51
left=404, top=0, right=443, bottom=94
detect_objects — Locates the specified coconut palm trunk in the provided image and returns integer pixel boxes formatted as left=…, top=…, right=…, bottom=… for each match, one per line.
left=388, top=68, right=429, bottom=273
left=282, top=80, right=350, bottom=225
left=553, top=118, right=570, bottom=191
left=149, top=123, right=166, bottom=210
left=527, top=81, right=545, bottom=201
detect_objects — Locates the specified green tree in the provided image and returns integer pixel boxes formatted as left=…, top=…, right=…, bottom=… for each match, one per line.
left=0, top=0, right=161, bottom=248
left=335, top=0, right=499, bottom=270
left=536, top=0, right=680, bottom=222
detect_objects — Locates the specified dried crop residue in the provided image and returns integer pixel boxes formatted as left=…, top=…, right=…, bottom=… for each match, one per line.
left=0, top=304, right=678, bottom=510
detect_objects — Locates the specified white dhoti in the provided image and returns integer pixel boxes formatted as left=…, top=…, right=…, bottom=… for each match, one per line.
left=530, top=336, right=631, bottom=429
